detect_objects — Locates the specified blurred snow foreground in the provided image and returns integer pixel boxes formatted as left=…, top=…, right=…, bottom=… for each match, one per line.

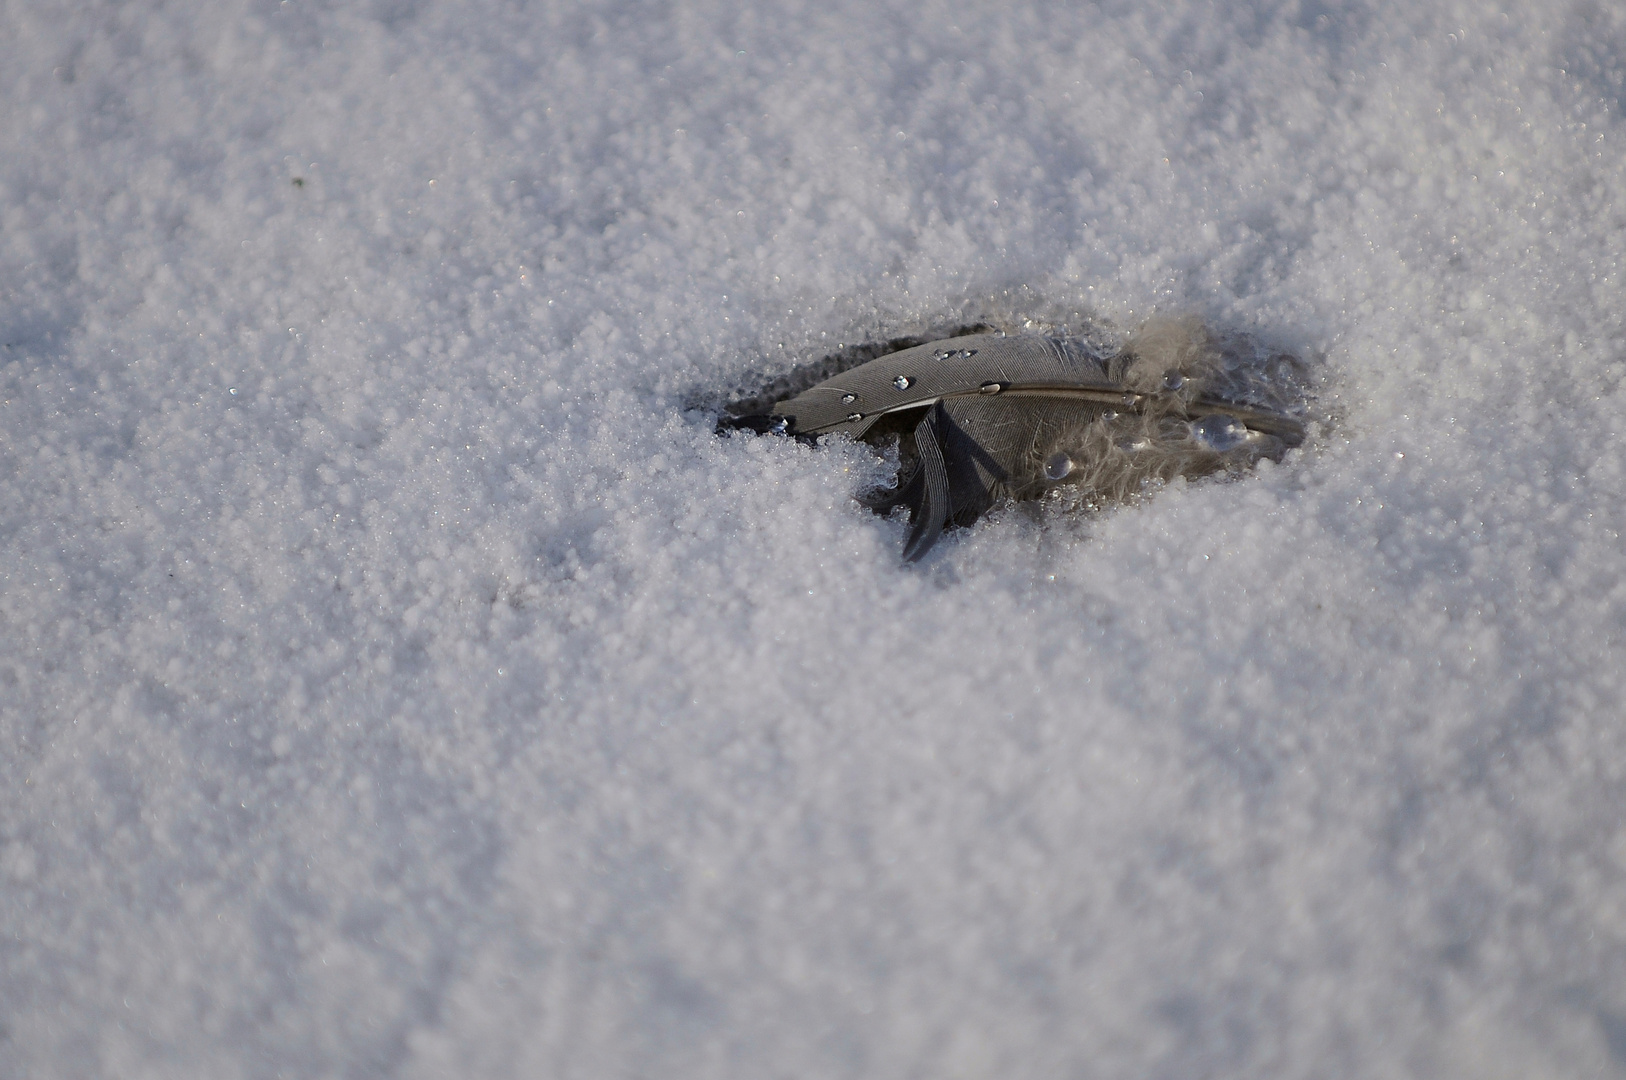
left=3, top=0, right=1626, bottom=1075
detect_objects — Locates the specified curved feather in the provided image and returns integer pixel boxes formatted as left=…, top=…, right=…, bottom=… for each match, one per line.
left=728, top=322, right=1310, bottom=561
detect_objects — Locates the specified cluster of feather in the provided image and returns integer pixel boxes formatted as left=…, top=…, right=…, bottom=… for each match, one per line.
left=723, top=317, right=1311, bottom=561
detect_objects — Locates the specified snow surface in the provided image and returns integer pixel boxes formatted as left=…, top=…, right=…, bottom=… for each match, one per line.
left=4, top=0, right=1626, bottom=1075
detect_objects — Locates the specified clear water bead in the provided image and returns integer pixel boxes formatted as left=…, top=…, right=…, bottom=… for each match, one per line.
left=893, top=374, right=914, bottom=391
left=1116, top=436, right=1151, bottom=453
left=1044, top=452, right=1075, bottom=481
left=769, top=416, right=789, bottom=435
left=979, top=381, right=1002, bottom=394
left=1100, top=409, right=1118, bottom=422
left=1190, top=414, right=1250, bottom=451
left=845, top=412, right=863, bottom=423
left=841, top=392, right=857, bottom=404
left=1162, top=372, right=1186, bottom=391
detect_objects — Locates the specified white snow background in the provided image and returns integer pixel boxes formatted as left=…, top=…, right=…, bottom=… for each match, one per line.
left=4, top=0, right=1626, bottom=1075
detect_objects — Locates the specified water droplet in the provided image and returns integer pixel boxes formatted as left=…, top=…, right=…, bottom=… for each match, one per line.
left=933, top=349, right=953, bottom=361
left=1121, top=393, right=1138, bottom=407
left=769, top=416, right=790, bottom=435
left=228, top=388, right=238, bottom=396
left=1163, top=372, right=1186, bottom=391
left=1100, top=409, right=1118, bottom=421
left=958, top=349, right=978, bottom=358
left=845, top=412, right=863, bottom=423
left=840, top=392, right=857, bottom=404
left=1116, top=436, right=1151, bottom=453
left=1044, top=452, right=1074, bottom=481
left=979, top=381, right=1002, bottom=394
left=893, top=374, right=914, bottom=391
left=1190, top=414, right=1249, bottom=451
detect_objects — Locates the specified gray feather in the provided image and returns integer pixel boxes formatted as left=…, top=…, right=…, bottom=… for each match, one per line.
left=729, top=319, right=1310, bottom=561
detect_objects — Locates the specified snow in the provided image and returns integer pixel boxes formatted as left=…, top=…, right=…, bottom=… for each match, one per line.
left=4, top=0, right=1626, bottom=1075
